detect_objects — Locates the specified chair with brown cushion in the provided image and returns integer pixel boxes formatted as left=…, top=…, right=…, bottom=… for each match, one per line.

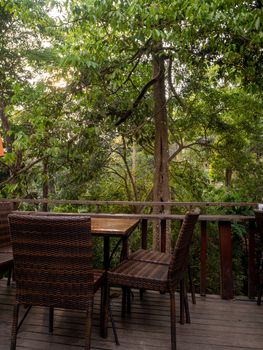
left=0, top=201, right=14, bottom=285
left=107, top=208, right=200, bottom=350
left=254, top=209, right=263, bottom=305
left=8, top=214, right=108, bottom=350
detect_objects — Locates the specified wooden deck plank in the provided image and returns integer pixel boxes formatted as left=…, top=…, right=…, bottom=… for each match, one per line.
left=0, top=279, right=262, bottom=350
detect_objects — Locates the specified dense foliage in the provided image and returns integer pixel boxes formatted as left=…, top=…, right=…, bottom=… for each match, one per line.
left=0, top=0, right=262, bottom=203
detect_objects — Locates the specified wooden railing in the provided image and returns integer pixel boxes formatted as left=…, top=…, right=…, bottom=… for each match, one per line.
left=1, top=198, right=257, bottom=208
left=2, top=198, right=258, bottom=299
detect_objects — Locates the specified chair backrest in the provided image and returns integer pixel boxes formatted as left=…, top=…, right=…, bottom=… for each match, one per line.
left=8, top=214, right=93, bottom=310
left=0, top=201, right=14, bottom=248
left=168, top=208, right=200, bottom=283
left=254, top=210, right=263, bottom=245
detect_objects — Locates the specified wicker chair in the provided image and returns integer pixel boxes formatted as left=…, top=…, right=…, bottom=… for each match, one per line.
left=254, top=210, right=263, bottom=305
left=0, top=201, right=14, bottom=285
left=126, top=250, right=191, bottom=324
left=107, top=208, right=200, bottom=350
left=8, top=214, right=108, bottom=350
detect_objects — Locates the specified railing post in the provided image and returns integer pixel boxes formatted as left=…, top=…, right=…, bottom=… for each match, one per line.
left=248, top=219, right=256, bottom=299
left=218, top=221, right=233, bottom=299
left=161, top=219, right=166, bottom=253
left=200, top=221, right=207, bottom=296
left=141, top=219, right=148, bottom=249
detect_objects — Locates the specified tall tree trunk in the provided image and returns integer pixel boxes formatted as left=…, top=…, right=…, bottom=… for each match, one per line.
left=152, top=48, right=171, bottom=252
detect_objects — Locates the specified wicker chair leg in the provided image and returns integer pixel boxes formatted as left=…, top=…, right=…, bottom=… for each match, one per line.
left=49, top=307, right=54, bottom=333
left=184, top=289, right=191, bottom=324
left=257, top=281, right=262, bottom=306
left=180, top=279, right=190, bottom=323
left=179, top=280, right=185, bottom=325
left=100, top=283, right=105, bottom=336
left=170, top=292, right=177, bottom=350
left=10, top=304, right=20, bottom=350
left=12, top=269, right=16, bottom=282
left=109, top=302, right=120, bottom=345
left=127, top=288, right=131, bottom=314
left=121, top=287, right=127, bottom=317
left=188, top=264, right=196, bottom=304
left=7, top=266, right=12, bottom=286
left=100, top=283, right=109, bottom=338
left=84, top=302, right=93, bottom=350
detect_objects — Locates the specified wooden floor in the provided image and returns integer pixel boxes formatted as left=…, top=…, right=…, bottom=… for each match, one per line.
left=0, top=279, right=263, bottom=350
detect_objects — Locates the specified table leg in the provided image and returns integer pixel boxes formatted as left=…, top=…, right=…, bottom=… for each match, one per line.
left=104, top=236, right=110, bottom=270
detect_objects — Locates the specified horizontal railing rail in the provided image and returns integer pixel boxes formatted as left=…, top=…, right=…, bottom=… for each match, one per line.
left=0, top=198, right=258, bottom=208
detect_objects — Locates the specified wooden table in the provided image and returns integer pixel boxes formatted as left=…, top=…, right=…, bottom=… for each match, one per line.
left=91, top=217, right=140, bottom=269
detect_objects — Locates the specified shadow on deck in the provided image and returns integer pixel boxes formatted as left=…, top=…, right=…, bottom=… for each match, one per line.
left=0, top=279, right=262, bottom=350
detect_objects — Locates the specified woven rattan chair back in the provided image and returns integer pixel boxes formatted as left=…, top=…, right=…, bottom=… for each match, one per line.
left=168, top=208, right=200, bottom=284
left=9, top=214, right=93, bottom=310
left=0, top=201, right=14, bottom=248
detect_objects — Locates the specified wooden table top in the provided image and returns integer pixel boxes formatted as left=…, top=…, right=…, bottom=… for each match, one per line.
left=91, top=217, right=139, bottom=236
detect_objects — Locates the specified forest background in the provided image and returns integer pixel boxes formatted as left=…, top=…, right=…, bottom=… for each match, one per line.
left=0, top=0, right=262, bottom=294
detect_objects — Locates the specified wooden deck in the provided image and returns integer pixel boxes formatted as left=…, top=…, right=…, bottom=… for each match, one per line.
left=0, top=278, right=263, bottom=350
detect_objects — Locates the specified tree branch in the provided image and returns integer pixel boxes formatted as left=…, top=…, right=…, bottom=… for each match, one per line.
left=0, top=156, right=48, bottom=187
left=114, top=67, right=161, bottom=126
left=111, top=58, right=141, bottom=95
left=167, top=58, right=188, bottom=112
left=139, top=139, right=209, bottom=212
left=0, top=159, right=11, bottom=171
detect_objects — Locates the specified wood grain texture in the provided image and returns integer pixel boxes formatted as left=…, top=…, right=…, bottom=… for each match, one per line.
left=1, top=280, right=263, bottom=350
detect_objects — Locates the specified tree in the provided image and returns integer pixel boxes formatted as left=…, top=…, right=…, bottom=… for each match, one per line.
left=0, top=0, right=58, bottom=195
left=59, top=0, right=262, bottom=249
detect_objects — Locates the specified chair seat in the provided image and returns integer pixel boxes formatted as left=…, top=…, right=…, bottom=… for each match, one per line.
left=129, top=249, right=170, bottom=265
left=108, top=259, right=169, bottom=292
